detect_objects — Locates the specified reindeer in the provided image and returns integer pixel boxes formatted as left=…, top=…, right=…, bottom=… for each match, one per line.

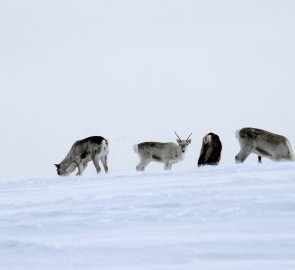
left=134, top=132, right=192, bottom=171
left=235, top=127, right=294, bottom=163
left=198, top=133, right=222, bottom=166
left=55, top=136, right=109, bottom=176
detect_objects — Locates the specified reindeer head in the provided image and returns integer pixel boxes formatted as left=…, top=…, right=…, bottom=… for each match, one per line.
left=175, top=132, right=192, bottom=153
left=54, top=162, right=76, bottom=176
left=54, top=163, right=68, bottom=176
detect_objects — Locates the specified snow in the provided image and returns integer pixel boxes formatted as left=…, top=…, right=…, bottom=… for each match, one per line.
left=1, top=163, right=295, bottom=269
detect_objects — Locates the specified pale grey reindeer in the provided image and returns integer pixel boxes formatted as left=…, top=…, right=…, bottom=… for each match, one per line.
left=55, top=136, right=109, bottom=176
left=235, top=127, right=294, bottom=163
left=134, top=132, right=192, bottom=171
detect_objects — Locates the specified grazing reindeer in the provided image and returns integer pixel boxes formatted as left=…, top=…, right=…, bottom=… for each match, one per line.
left=198, top=133, right=222, bottom=166
left=55, top=136, right=109, bottom=176
left=134, top=132, right=192, bottom=171
left=235, top=128, right=294, bottom=163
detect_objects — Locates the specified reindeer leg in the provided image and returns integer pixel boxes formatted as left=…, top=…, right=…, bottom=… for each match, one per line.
left=92, top=156, right=101, bottom=174
left=164, top=160, right=173, bottom=170
left=166, top=162, right=173, bottom=170
left=100, top=155, right=108, bottom=173
left=136, top=159, right=151, bottom=171
left=164, top=161, right=169, bottom=170
left=235, top=150, right=251, bottom=163
left=76, top=163, right=84, bottom=176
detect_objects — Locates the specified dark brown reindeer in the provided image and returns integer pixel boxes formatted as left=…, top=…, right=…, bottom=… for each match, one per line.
left=198, top=133, right=222, bottom=166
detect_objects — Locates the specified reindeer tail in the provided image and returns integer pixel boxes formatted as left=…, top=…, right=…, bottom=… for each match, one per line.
left=133, top=144, right=139, bottom=153
left=235, top=129, right=241, bottom=138
left=285, top=139, right=295, bottom=161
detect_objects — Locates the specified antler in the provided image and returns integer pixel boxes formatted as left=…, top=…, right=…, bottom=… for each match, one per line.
left=186, top=133, right=192, bottom=141
left=174, top=131, right=181, bottom=140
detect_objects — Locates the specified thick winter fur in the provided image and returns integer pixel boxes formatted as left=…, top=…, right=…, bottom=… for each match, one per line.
left=55, top=136, right=109, bottom=176
left=134, top=138, right=191, bottom=171
left=235, top=128, right=294, bottom=163
left=198, top=133, right=222, bottom=166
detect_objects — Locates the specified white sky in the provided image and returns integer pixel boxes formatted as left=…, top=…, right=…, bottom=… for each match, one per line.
left=1, top=0, right=295, bottom=178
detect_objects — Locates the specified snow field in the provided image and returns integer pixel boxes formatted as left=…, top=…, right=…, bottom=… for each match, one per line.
left=0, top=163, right=295, bottom=269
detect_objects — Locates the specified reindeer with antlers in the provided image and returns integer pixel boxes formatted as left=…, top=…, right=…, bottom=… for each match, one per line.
left=133, top=132, right=192, bottom=171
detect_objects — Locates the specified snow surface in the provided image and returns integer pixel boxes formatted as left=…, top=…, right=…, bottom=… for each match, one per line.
left=1, top=163, right=295, bottom=269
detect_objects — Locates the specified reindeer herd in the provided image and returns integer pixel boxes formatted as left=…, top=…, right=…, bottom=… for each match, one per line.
left=55, top=127, right=295, bottom=176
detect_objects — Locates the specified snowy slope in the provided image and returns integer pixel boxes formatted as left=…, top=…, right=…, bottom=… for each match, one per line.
left=1, top=163, right=295, bottom=269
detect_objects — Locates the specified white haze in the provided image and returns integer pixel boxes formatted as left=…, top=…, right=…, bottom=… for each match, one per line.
left=1, top=0, right=295, bottom=178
